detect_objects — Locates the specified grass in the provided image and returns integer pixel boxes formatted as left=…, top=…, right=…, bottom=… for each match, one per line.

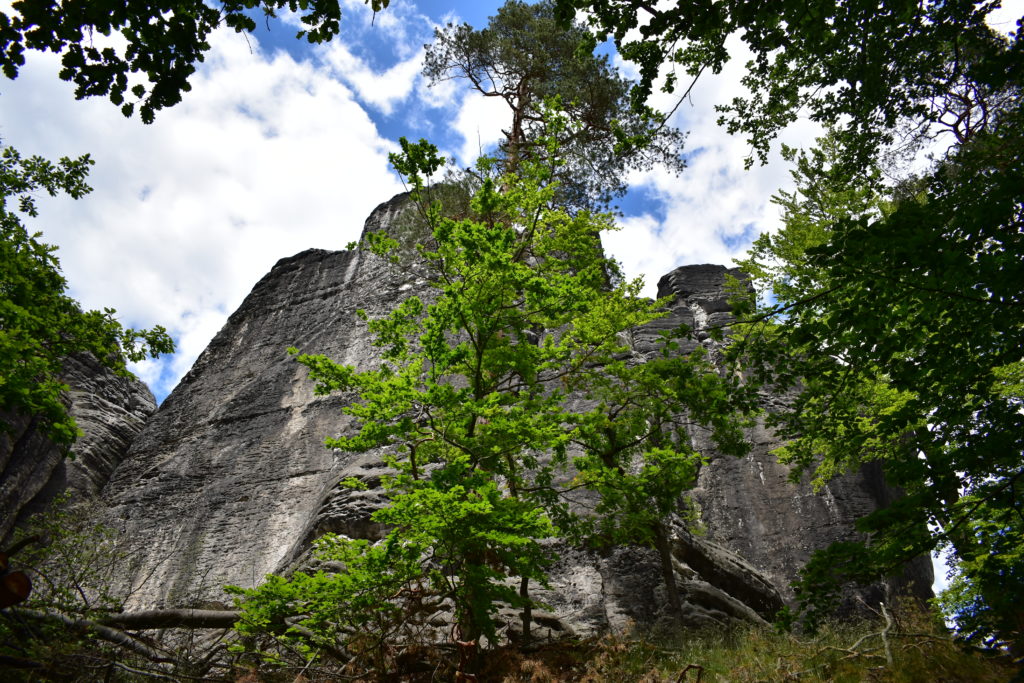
left=2, top=602, right=1016, bottom=680
left=477, top=604, right=1017, bottom=682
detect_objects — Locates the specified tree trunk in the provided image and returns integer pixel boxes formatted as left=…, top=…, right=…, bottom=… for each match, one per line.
left=519, top=575, right=532, bottom=643
left=654, top=521, right=684, bottom=621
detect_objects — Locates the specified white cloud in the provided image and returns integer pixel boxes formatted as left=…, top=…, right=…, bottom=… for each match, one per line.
left=336, top=0, right=428, bottom=60
left=604, top=1, right=1024, bottom=298
left=312, top=0, right=442, bottom=116
left=318, top=42, right=425, bottom=115
left=988, top=0, right=1024, bottom=35
left=0, top=28, right=405, bottom=401
left=451, top=92, right=509, bottom=166
left=603, top=35, right=824, bottom=298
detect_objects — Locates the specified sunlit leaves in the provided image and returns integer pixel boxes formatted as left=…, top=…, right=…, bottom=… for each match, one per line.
left=236, top=112, right=752, bottom=663
left=0, top=144, right=173, bottom=447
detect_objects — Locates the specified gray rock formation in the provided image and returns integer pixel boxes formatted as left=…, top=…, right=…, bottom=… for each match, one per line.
left=0, top=353, right=156, bottom=542
left=96, top=194, right=930, bottom=633
left=101, top=236, right=417, bottom=607
left=656, top=265, right=934, bottom=608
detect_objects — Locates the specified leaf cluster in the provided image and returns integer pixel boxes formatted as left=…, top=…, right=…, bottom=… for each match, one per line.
left=0, top=494, right=127, bottom=669
left=554, top=0, right=1019, bottom=170
left=424, top=0, right=686, bottom=213
left=0, top=0, right=389, bottom=123
left=735, top=96, right=1024, bottom=649
left=1, top=144, right=173, bottom=447
left=236, top=113, right=753, bottom=670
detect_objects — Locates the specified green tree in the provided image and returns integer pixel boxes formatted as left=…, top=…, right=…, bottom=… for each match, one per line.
left=552, top=0, right=1019, bottom=169
left=0, top=0, right=390, bottom=123
left=424, top=0, right=686, bottom=213
left=554, top=0, right=1023, bottom=650
left=735, top=110, right=1023, bottom=650
left=1, top=143, right=173, bottom=447
left=230, top=112, right=752, bottom=676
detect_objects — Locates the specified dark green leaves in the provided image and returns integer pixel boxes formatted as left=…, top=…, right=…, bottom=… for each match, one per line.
left=424, top=0, right=687, bottom=213
left=555, top=0, right=1014, bottom=172
left=735, top=102, right=1024, bottom=648
left=2, top=0, right=390, bottom=122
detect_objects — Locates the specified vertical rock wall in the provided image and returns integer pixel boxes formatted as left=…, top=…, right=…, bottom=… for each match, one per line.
left=95, top=194, right=931, bottom=627
left=657, top=264, right=933, bottom=606
left=0, top=353, right=156, bottom=543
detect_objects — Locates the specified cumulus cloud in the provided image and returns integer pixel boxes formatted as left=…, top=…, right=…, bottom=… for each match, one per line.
left=0, top=28, right=405, bottom=401
left=451, top=93, right=510, bottom=166
left=318, top=42, right=425, bottom=115
left=310, top=0, right=440, bottom=116
left=602, top=35, right=824, bottom=298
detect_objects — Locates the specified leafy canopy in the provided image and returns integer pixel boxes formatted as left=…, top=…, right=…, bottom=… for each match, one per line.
left=552, top=0, right=1023, bottom=651
left=736, top=105, right=1023, bottom=648
left=230, top=111, right=753, bottom=673
left=1, top=144, right=173, bottom=446
left=0, top=0, right=389, bottom=123
left=553, top=0, right=1019, bottom=169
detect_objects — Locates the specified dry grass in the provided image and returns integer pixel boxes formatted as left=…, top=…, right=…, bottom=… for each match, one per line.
left=480, top=605, right=1016, bottom=683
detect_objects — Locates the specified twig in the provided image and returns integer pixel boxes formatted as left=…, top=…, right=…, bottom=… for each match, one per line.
left=676, top=663, right=703, bottom=682
left=879, top=602, right=894, bottom=667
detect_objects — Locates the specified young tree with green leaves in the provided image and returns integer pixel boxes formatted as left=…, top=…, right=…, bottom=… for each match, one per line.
left=424, top=0, right=686, bottom=213
left=229, top=110, right=752, bottom=676
left=550, top=0, right=1022, bottom=651
left=1, top=144, right=173, bottom=448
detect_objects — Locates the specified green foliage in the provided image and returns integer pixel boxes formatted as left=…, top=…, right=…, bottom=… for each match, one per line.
left=0, top=144, right=173, bottom=447
left=0, top=0, right=389, bottom=123
left=424, top=0, right=686, bottom=212
left=560, top=0, right=1022, bottom=652
left=553, top=0, right=1018, bottom=170
left=229, top=533, right=427, bottom=669
left=3, top=494, right=124, bottom=616
left=231, top=112, right=752, bottom=672
left=735, top=98, right=1024, bottom=649
left=0, top=494, right=127, bottom=674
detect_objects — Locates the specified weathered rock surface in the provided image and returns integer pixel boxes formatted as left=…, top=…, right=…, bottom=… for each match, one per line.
left=0, top=353, right=156, bottom=542
left=659, top=265, right=935, bottom=607
left=100, top=200, right=424, bottom=609
left=97, top=195, right=930, bottom=632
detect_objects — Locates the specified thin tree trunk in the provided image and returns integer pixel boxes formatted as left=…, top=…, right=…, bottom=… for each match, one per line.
left=654, top=521, right=683, bottom=621
left=519, top=575, right=532, bottom=643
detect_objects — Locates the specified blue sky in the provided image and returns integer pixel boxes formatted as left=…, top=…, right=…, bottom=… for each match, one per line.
left=1, top=0, right=1020, bottom=408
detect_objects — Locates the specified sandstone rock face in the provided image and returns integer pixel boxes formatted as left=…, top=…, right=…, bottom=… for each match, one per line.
left=98, top=194, right=930, bottom=631
left=657, top=265, right=934, bottom=607
left=0, top=354, right=156, bottom=542
left=100, top=198, right=424, bottom=609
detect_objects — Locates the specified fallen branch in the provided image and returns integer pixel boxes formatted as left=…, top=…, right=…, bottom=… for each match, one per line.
left=879, top=602, right=894, bottom=667
left=8, top=608, right=171, bottom=664
left=676, top=663, right=704, bottom=682
left=99, top=608, right=241, bottom=630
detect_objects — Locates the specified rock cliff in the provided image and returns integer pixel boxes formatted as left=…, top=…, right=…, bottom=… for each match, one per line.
left=96, top=193, right=931, bottom=632
left=0, top=353, right=156, bottom=542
